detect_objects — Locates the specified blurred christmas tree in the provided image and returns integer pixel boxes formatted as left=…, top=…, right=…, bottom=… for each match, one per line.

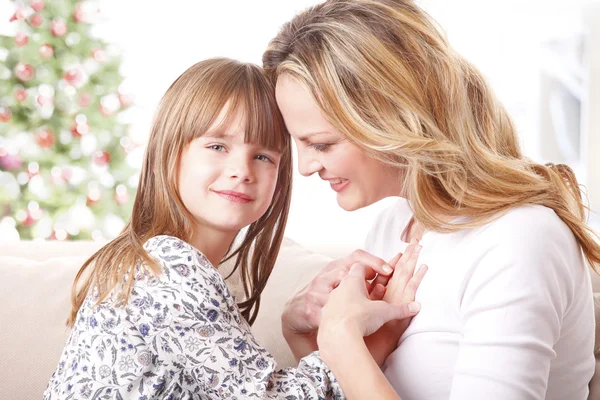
left=0, top=0, right=137, bottom=241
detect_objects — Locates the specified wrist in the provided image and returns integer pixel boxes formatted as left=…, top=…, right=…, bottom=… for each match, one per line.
left=318, top=320, right=362, bottom=363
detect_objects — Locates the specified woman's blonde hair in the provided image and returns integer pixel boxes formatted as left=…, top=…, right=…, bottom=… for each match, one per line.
left=263, top=0, right=600, bottom=270
left=68, top=58, right=292, bottom=327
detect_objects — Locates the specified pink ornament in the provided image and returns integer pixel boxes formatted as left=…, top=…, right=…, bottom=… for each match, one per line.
left=31, top=0, right=45, bottom=12
left=15, top=63, right=35, bottom=81
left=78, top=93, right=91, bottom=108
left=71, top=121, right=89, bottom=137
left=51, top=18, right=67, bottom=37
left=29, top=13, right=43, bottom=27
left=15, top=32, right=29, bottom=46
left=0, top=153, right=22, bottom=170
left=99, top=104, right=113, bottom=117
left=36, top=95, right=53, bottom=107
left=50, top=230, right=69, bottom=241
left=39, top=44, right=54, bottom=59
left=9, top=8, right=26, bottom=22
left=86, top=188, right=102, bottom=205
left=73, top=3, right=85, bottom=23
left=22, top=211, right=37, bottom=227
left=0, top=106, right=12, bottom=122
left=118, top=93, right=132, bottom=109
left=35, top=128, right=55, bottom=148
left=14, top=89, right=28, bottom=102
left=64, top=68, right=83, bottom=86
left=61, top=167, right=73, bottom=182
left=91, top=48, right=107, bottom=63
left=93, top=151, right=111, bottom=166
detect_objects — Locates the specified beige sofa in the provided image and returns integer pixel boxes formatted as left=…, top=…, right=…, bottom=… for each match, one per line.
left=1, top=238, right=600, bottom=399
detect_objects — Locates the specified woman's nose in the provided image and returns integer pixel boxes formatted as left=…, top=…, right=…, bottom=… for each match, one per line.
left=297, top=150, right=323, bottom=177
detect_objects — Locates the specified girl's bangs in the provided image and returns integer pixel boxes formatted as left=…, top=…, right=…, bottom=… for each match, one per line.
left=182, top=63, right=288, bottom=154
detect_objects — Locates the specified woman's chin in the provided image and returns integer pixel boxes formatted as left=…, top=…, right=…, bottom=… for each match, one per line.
left=336, top=195, right=364, bottom=212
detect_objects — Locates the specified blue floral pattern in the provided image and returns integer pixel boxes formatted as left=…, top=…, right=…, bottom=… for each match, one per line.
left=44, top=235, right=343, bottom=399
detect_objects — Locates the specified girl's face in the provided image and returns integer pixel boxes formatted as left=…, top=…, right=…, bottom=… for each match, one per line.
left=275, top=75, right=403, bottom=211
left=178, top=105, right=280, bottom=235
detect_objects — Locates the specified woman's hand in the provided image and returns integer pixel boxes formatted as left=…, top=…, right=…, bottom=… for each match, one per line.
left=363, top=239, right=428, bottom=366
left=281, top=250, right=394, bottom=361
left=282, top=250, right=394, bottom=335
left=319, top=260, right=425, bottom=339
left=318, top=262, right=416, bottom=400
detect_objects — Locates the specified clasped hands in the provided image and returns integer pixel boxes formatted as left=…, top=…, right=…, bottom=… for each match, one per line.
left=282, top=239, right=427, bottom=361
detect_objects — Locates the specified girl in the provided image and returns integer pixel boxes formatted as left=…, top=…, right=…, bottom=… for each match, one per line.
left=264, top=0, right=600, bottom=399
left=43, top=58, right=424, bottom=399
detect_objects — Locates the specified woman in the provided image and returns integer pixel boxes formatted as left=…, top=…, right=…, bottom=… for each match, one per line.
left=264, top=0, right=600, bottom=398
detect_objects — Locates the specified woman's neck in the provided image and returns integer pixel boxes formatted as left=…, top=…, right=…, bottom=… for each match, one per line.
left=404, top=217, right=427, bottom=243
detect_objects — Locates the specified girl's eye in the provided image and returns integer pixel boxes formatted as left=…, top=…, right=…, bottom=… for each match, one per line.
left=209, top=144, right=226, bottom=152
left=255, top=154, right=273, bottom=163
left=309, top=143, right=331, bottom=152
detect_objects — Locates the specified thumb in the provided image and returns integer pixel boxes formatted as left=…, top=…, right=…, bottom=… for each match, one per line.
left=373, top=301, right=421, bottom=324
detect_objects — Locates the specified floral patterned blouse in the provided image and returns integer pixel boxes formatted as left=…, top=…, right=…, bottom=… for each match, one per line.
left=44, top=235, right=344, bottom=399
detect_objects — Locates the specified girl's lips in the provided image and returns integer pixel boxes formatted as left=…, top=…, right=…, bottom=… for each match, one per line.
left=213, top=190, right=254, bottom=203
left=330, top=179, right=349, bottom=192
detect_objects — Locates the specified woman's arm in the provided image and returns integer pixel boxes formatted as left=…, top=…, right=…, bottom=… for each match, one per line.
left=320, top=323, right=401, bottom=400
left=317, top=262, right=426, bottom=400
left=447, top=217, right=589, bottom=399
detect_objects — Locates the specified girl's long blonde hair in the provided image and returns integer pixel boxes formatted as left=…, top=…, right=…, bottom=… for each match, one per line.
left=68, top=58, right=292, bottom=327
left=263, top=0, right=600, bottom=270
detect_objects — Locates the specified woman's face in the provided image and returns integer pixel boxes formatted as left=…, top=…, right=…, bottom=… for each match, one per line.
left=275, top=75, right=403, bottom=211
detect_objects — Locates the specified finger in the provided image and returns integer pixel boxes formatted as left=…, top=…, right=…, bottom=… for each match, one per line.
left=398, top=238, right=420, bottom=267
left=363, top=301, right=421, bottom=335
left=369, top=283, right=387, bottom=300
left=403, top=264, right=428, bottom=301
left=306, top=291, right=329, bottom=307
left=348, top=249, right=393, bottom=276
left=391, top=240, right=422, bottom=289
left=346, top=264, right=375, bottom=295
left=369, top=252, right=403, bottom=290
left=392, top=301, right=421, bottom=320
left=388, top=252, right=403, bottom=268
left=379, top=301, right=421, bottom=322
left=313, top=267, right=349, bottom=292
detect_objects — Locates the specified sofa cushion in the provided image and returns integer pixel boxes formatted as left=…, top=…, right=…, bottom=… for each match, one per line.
left=0, top=255, right=90, bottom=399
left=251, top=238, right=333, bottom=368
left=0, top=237, right=331, bottom=398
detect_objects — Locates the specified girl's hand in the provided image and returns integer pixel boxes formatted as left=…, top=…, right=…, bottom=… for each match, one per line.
left=319, top=261, right=424, bottom=339
left=281, top=250, right=394, bottom=335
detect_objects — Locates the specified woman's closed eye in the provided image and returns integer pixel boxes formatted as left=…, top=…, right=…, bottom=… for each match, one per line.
left=309, top=143, right=331, bottom=152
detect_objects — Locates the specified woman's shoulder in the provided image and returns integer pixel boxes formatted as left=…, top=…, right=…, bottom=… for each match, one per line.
left=480, top=204, right=576, bottom=247
left=369, top=197, right=413, bottom=232
left=469, top=205, right=586, bottom=280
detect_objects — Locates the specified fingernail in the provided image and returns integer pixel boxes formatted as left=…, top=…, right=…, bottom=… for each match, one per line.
left=382, top=264, right=393, bottom=274
left=415, top=245, right=422, bottom=252
left=408, top=302, right=421, bottom=313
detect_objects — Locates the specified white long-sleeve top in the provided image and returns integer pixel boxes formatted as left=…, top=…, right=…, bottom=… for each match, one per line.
left=365, top=198, right=595, bottom=400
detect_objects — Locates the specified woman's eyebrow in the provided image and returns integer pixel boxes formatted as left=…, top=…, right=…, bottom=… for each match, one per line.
left=295, top=131, right=331, bottom=142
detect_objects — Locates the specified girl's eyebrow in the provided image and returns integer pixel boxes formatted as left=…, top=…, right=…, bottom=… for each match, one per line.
left=202, top=130, right=238, bottom=139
